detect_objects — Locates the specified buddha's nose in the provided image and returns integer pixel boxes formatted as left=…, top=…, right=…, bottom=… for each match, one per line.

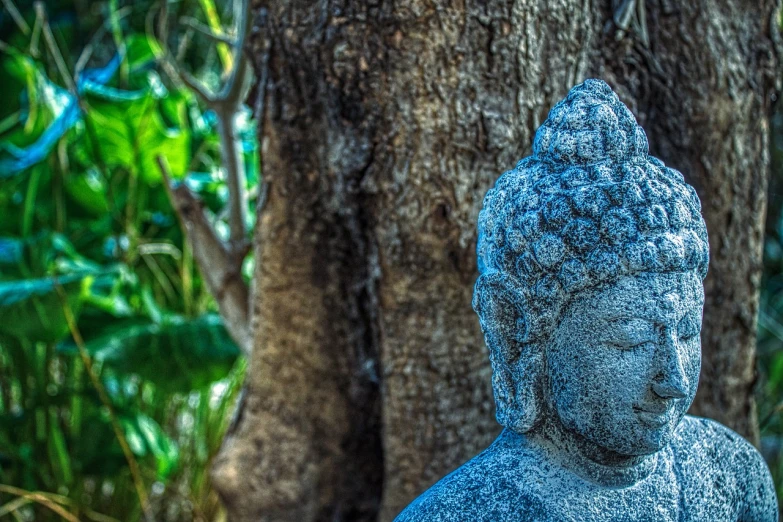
left=652, top=331, right=689, bottom=399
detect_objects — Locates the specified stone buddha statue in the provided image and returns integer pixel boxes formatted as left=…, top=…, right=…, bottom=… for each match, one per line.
left=395, top=80, right=777, bottom=521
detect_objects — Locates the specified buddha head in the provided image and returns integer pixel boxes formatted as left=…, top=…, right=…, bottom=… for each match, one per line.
left=473, top=79, right=710, bottom=457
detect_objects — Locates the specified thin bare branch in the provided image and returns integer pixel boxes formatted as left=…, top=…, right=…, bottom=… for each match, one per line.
left=0, top=484, right=119, bottom=522
left=157, top=156, right=252, bottom=354
left=177, top=65, right=216, bottom=103
left=156, top=57, right=211, bottom=104
left=215, top=104, right=248, bottom=249
left=161, top=4, right=250, bottom=244
left=75, top=6, right=132, bottom=78
left=198, top=0, right=234, bottom=70
left=1, top=0, right=30, bottom=35
left=180, top=16, right=237, bottom=46
left=28, top=6, right=42, bottom=57
left=155, top=0, right=253, bottom=351
left=216, top=0, right=252, bottom=247
left=0, top=497, right=32, bottom=519
left=155, top=3, right=215, bottom=103
left=175, top=27, right=193, bottom=62
left=157, top=0, right=250, bottom=108
left=34, top=2, right=77, bottom=93
left=74, top=41, right=96, bottom=80
left=0, top=485, right=78, bottom=522
left=216, top=0, right=251, bottom=103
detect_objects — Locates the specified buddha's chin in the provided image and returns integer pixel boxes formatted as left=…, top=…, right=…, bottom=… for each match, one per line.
left=621, top=425, right=677, bottom=456
left=557, top=410, right=679, bottom=459
left=584, top=423, right=677, bottom=458
left=633, top=434, right=670, bottom=455
left=606, top=409, right=686, bottom=456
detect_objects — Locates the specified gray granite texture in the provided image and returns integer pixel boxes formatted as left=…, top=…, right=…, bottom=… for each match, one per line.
left=395, top=79, right=778, bottom=521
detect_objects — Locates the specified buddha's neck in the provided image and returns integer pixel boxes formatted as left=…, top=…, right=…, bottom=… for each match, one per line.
left=524, top=414, right=661, bottom=488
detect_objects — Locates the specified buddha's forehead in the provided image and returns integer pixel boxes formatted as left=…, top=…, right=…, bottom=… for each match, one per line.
left=574, top=272, right=703, bottom=323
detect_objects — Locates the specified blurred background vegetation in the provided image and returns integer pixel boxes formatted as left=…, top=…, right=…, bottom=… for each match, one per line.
left=2, top=0, right=783, bottom=520
left=758, top=84, right=783, bottom=504
left=0, top=0, right=256, bottom=519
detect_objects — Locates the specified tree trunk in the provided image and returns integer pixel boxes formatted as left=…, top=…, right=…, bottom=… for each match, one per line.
left=210, top=1, right=780, bottom=520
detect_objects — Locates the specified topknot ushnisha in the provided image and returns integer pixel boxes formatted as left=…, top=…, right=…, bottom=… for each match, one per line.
left=532, top=78, right=648, bottom=165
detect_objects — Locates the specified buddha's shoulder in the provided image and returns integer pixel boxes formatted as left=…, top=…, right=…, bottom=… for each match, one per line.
left=671, top=415, right=777, bottom=521
left=672, top=415, right=766, bottom=467
left=394, top=445, right=549, bottom=522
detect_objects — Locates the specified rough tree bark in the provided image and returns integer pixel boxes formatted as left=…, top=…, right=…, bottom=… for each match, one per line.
left=209, top=1, right=780, bottom=520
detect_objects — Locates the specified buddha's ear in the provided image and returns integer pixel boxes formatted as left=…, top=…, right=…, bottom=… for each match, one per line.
left=473, top=273, right=542, bottom=432
left=472, top=273, right=525, bottom=356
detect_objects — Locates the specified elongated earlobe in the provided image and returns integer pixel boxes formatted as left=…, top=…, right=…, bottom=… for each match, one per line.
left=484, top=333, right=542, bottom=434
left=508, top=351, right=543, bottom=432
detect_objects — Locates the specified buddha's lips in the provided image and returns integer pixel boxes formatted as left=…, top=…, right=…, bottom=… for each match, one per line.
left=633, top=402, right=675, bottom=415
left=633, top=403, right=677, bottom=426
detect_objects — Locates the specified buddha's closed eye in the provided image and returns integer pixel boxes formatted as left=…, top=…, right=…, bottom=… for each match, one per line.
left=602, top=314, right=701, bottom=350
left=604, top=318, right=656, bottom=350
left=677, top=314, right=701, bottom=341
left=606, top=340, right=656, bottom=350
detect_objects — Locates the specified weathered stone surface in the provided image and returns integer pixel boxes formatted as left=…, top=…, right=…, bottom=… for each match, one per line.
left=395, top=80, right=777, bottom=521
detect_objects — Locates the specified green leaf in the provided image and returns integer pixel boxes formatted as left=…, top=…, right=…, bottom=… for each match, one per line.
left=71, top=411, right=127, bottom=477
left=63, top=169, right=110, bottom=215
left=0, top=274, right=86, bottom=343
left=125, top=34, right=162, bottom=72
left=82, top=83, right=190, bottom=184
left=136, top=413, right=179, bottom=478
left=116, top=412, right=179, bottom=479
left=769, top=354, right=783, bottom=391
left=47, top=416, right=74, bottom=486
left=77, top=314, right=241, bottom=392
left=0, top=50, right=56, bottom=143
left=121, top=417, right=147, bottom=457
left=0, top=48, right=85, bottom=177
left=0, top=231, right=102, bottom=280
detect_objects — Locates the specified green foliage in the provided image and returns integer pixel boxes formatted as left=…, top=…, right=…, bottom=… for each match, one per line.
left=759, top=84, right=783, bottom=507
left=62, top=314, right=241, bottom=393
left=82, top=70, right=191, bottom=183
left=0, top=274, right=87, bottom=343
left=0, top=0, right=256, bottom=520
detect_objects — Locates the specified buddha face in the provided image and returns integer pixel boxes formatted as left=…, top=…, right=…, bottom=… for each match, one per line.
left=546, top=271, right=703, bottom=456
